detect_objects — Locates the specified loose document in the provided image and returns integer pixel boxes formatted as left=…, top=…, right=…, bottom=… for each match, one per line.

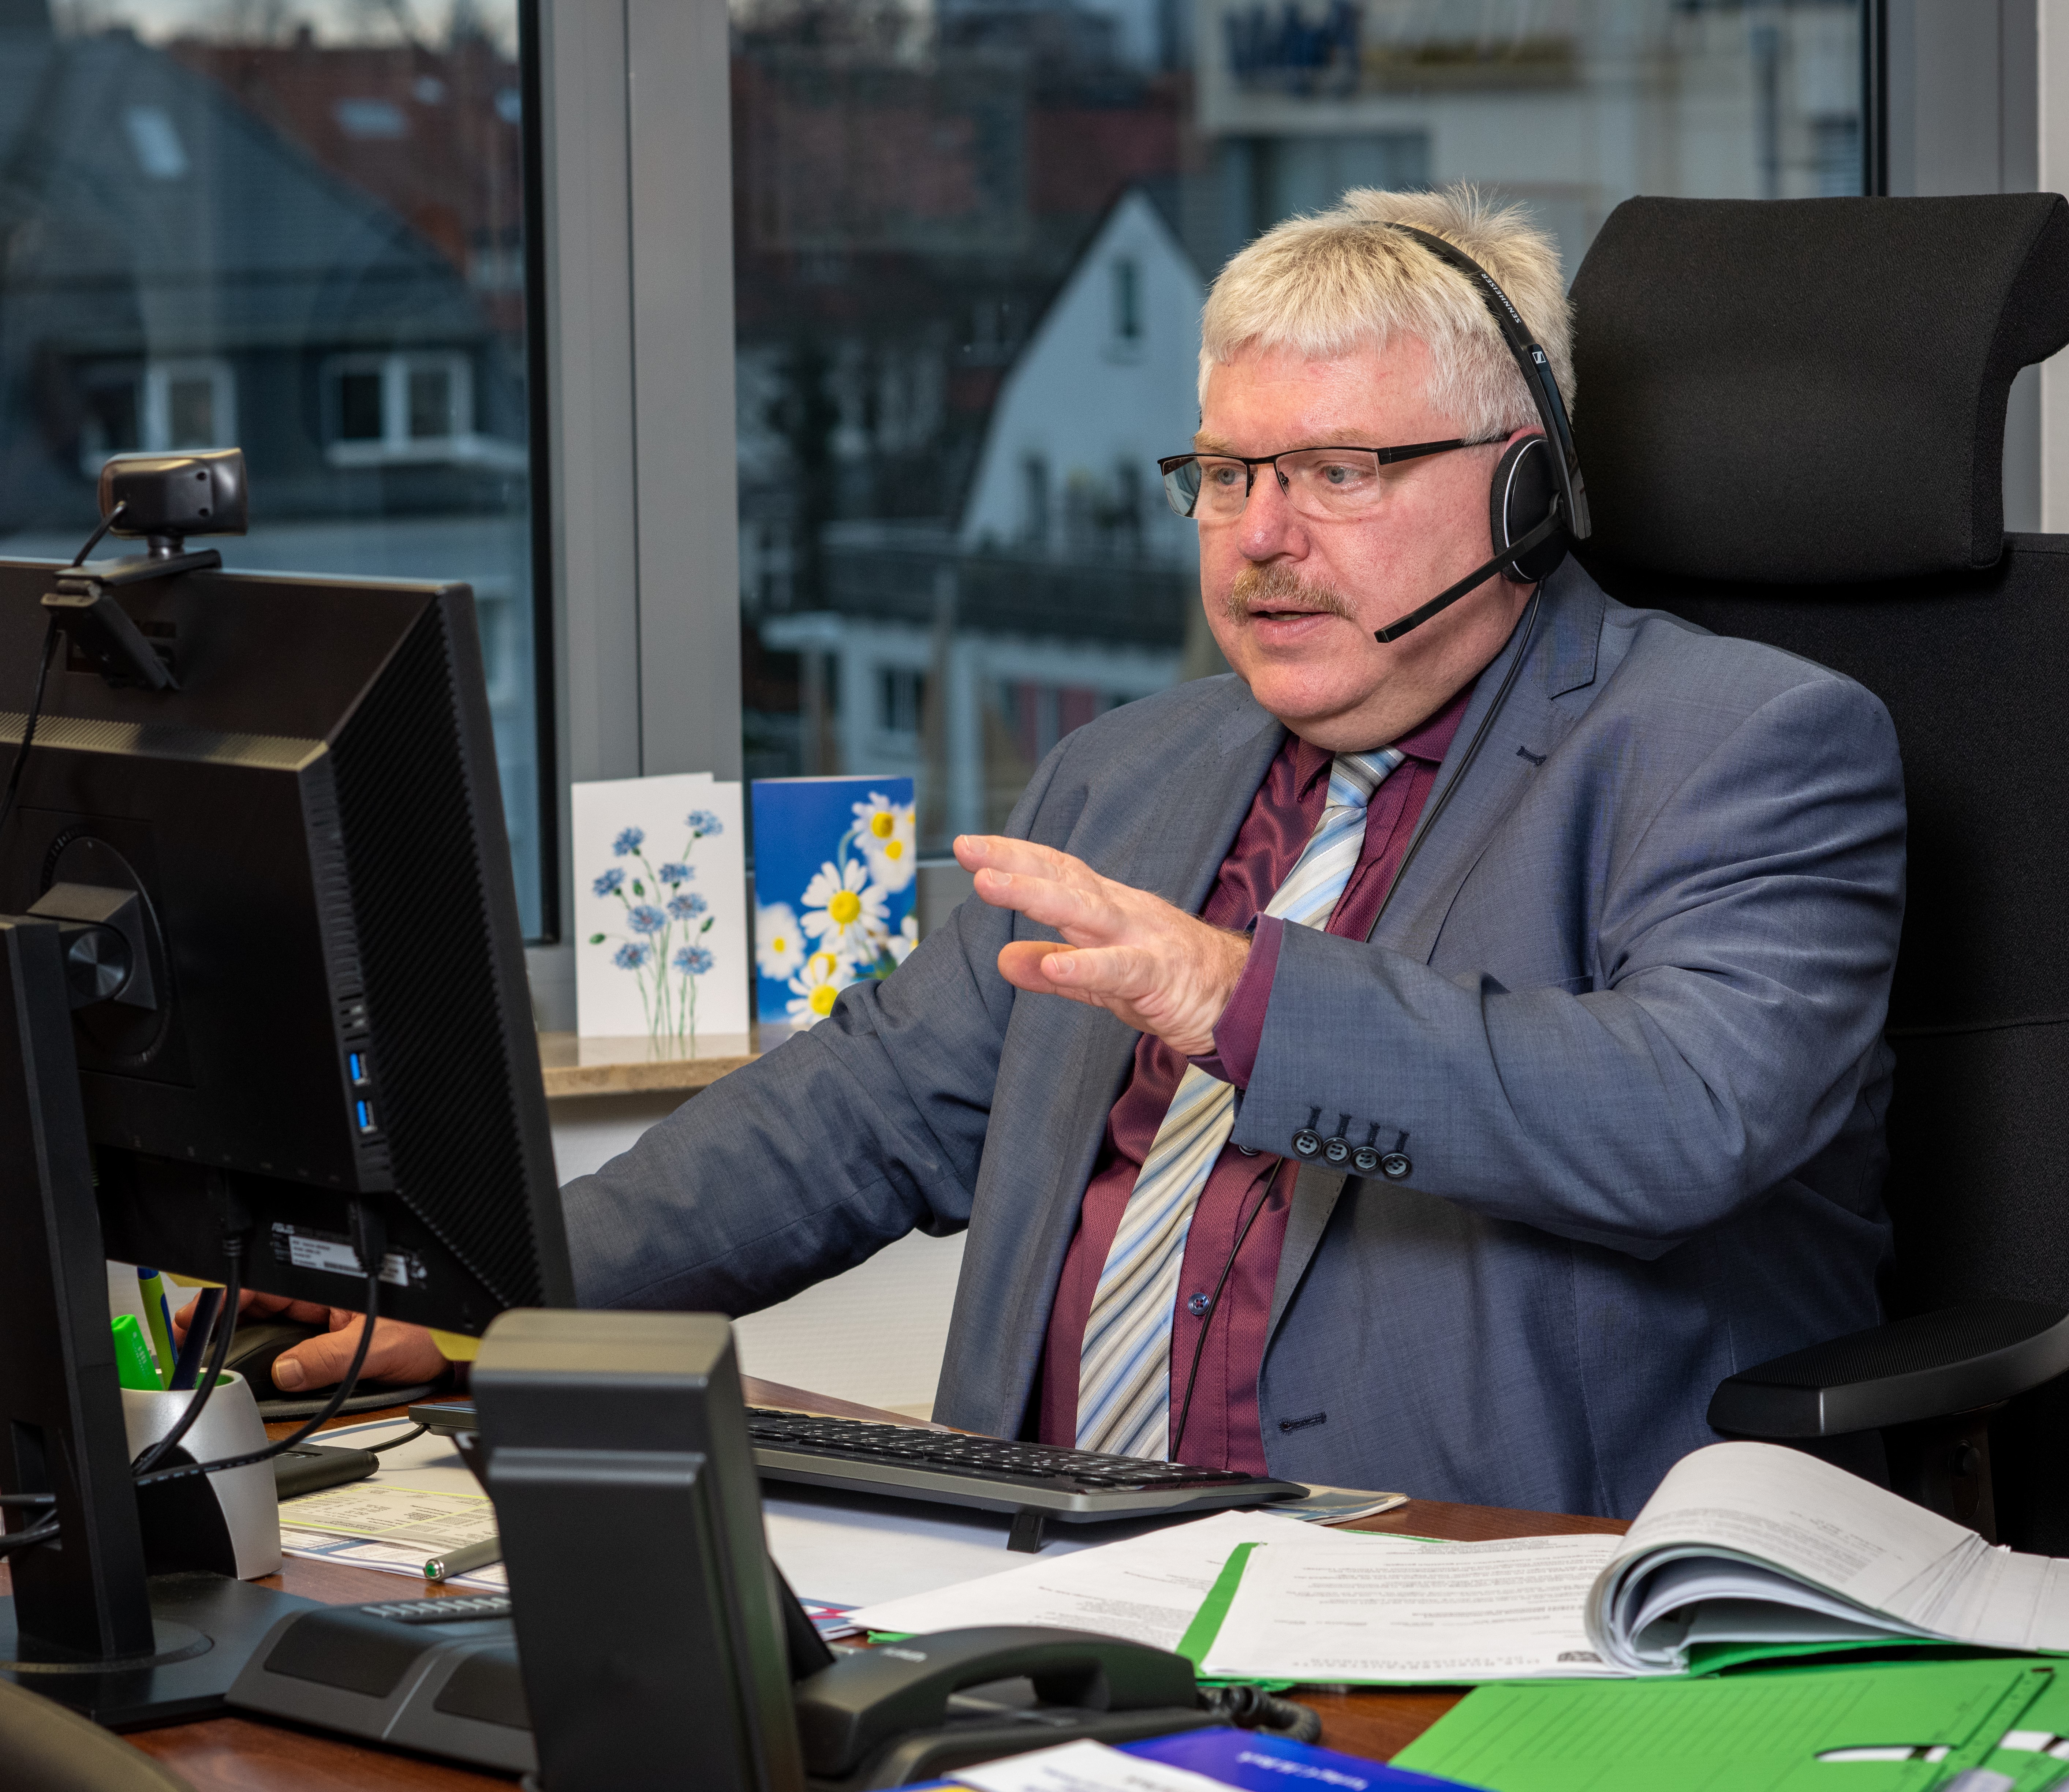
left=854, top=1443, right=2069, bottom=1686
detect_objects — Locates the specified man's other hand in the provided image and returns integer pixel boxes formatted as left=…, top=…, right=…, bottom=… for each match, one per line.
left=955, top=835, right=1250, bottom=1057
left=170, top=1289, right=448, bottom=1391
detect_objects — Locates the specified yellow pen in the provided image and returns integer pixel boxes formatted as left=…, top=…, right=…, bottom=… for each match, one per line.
left=137, top=1267, right=177, bottom=1384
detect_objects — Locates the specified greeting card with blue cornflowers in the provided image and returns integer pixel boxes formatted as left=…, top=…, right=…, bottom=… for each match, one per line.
left=573, top=773, right=750, bottom=1045
left=750, top=776, right=917, bottom=1031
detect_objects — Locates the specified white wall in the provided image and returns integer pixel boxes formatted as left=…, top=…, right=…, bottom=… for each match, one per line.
left=549, top=1092, right=965, bottom=1417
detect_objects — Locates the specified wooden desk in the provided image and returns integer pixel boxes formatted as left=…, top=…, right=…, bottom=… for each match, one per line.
left=5, top=1383, right=1625, bottom=1788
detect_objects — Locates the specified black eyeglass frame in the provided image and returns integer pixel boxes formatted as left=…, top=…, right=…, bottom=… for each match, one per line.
left=1156, top=438, right=1499, bottom=519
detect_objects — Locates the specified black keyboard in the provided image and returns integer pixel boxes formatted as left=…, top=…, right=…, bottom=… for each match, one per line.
left=410, top=1396, right=1308, bottom=1540
left=742, top=1407, right=1307, bottom=1534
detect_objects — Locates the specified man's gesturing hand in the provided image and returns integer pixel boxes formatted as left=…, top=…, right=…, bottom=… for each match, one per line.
left=955, top=835, right=1249, bottom=1057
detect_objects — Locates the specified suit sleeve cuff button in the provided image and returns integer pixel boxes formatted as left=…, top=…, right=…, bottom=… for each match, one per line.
left=1380, top=1152, right=1413, bottom=1180
left=1291, top=1130, right=1321, bottom=1159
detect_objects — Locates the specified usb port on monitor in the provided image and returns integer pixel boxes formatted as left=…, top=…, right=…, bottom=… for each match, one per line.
left=356, top=1099, right=376, bottom=1133
left=347, top=1051, right=369, bottom=1085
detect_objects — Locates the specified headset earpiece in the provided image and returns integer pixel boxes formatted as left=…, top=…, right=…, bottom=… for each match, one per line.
left=1490, top=435, right=1569, bottom=584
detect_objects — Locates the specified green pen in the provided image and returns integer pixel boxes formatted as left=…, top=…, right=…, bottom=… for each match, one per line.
left=136, top=1267, right=177, bottom=1384
left=112, top=1313, right=166, bottom=1391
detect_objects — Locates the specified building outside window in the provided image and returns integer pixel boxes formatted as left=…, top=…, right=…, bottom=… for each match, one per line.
left=0, top=0, right=550, bottom=936
left=74, top=356, right=238, bottom=474
left=321, top=350, right=526, bottom=470
left=733, top=0, right=1866, bottom=854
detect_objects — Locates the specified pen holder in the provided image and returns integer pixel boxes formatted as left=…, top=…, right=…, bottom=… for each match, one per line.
left=122, top=1371, right=283, bottom=1580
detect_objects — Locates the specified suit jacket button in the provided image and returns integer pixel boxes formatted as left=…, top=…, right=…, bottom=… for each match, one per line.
left=1380, top=1152, right=1412, bottom=1180
left=1292, top=1129, right=1321, bottom=1158
left=1321, top=1136, right=1349, bottom=1166
left=1236, top=1145, right=1259, bottom=1157
left=1351, top=1145, right=1380, bottom=1174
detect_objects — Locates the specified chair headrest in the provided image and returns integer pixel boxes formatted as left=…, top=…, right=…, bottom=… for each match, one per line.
left=1569, top=194, right=2069, bottom=584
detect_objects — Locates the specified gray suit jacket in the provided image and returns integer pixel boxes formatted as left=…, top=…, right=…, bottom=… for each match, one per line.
left=563, top=560, right=1906, bottom=1518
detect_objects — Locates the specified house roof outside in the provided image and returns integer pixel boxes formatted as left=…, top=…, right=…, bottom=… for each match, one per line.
left=0, top=28, right=486, bottom=357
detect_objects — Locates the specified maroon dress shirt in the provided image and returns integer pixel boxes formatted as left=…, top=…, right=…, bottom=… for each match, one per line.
left=1036, top=684, right=1474, bottom=1470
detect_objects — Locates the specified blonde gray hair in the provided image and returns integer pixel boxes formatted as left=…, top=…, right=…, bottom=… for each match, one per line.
left=1199, top=185, right=1574, bottom=441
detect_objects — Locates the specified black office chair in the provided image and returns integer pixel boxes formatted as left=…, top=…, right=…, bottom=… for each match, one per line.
left=0, top=1679, right=196, bottom=1792
left=1566, top=191, right=2069, bottom=1549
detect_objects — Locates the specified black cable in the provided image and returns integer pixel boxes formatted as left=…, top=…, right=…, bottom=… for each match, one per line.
left=0, top=1515, right=61, bottom=1560
left=0, top=617, right=59, bottom=855
left=0, top=1493, right=55, bottom=1506
left=1199, top=1684, right=1322, bottom=1744
left=68, top=498, right=126, bottom=567
left=1169, top=1176, right=1275, bottom=1463
left=139, top=1271, right=376, bottom=1485
left=1371, top=585, right=1543, bottom=921
left=131, top=1241, right=246, bottom=1478
left=0, top=502, right=132, bottom=859
left=136, top=1202, right=386, bottom=1488
left=367, top=1424, right=427, bottom=1454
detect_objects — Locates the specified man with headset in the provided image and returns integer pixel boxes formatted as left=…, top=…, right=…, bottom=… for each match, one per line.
left=239, top=187, right=1905, bottom=1519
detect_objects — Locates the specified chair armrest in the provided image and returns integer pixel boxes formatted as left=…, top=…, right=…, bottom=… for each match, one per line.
left=1707, top=1302, right=2069, bottom=1437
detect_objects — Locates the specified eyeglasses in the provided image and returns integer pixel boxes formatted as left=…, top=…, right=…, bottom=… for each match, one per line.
left=1157, top=439, right=1499, bottom=523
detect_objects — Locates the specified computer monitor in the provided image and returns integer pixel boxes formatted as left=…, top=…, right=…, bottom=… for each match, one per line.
left=0, top=558, right=569, bottom=1325
left=0, top=547, right=569, bottom=1723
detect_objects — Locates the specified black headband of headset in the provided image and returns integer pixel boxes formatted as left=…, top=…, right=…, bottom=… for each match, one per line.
left=1377, top=222, right=1591, bottom=542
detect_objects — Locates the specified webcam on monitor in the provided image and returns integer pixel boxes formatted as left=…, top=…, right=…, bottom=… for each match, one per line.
left=96, top=446, right=249, bottom=563
left=41, top=448, right=250, bottom=692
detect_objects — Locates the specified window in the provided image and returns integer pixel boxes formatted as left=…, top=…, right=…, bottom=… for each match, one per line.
left=732, top=0, right=1867, bottom=856
left=2, top=3, right=552, bottom=937
left=76, top=358, right=237, bottom=475
left=322, top=351, right=523, bottom=470
left=1112, top=257, right=1142, bottom=346
left=879, top=666, right=927, bottom=738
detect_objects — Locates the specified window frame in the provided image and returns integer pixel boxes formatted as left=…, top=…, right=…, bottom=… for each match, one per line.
left=525, top=0, right=740, bottom=1021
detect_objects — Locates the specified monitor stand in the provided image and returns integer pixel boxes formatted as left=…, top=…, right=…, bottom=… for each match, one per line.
left=0, top=916, right=315, bottom=1726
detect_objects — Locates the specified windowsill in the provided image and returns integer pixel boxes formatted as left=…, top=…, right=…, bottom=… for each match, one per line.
left=325, top=433, right=529, bottom=472
left=537, top=1026, right=763, bottom=1099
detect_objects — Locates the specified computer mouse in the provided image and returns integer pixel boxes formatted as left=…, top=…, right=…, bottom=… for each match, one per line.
left=221, top=1318, right=328, bottom=1398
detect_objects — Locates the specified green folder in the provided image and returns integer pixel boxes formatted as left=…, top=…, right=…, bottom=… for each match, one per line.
left=1971, top=1664, right=2069, bottom=1789
left=1391, top=1656, right=2059, bottom=1792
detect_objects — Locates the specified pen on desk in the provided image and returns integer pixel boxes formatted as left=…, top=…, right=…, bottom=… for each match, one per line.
left=111, top=1314, right=166, bottom=1390
left=424, top=1535, right=503, bottom=1582
left=137, top=1267, right=177, bottom=1384
left=169, top=1287, right=224, bottom=1391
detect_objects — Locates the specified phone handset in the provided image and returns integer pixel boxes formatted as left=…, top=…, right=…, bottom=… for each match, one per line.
left=793, top=1625, right=1200, bottom=1779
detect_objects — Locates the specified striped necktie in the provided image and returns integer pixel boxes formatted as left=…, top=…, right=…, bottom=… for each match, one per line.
left=1074, top=748, right=1405, bottom=1460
